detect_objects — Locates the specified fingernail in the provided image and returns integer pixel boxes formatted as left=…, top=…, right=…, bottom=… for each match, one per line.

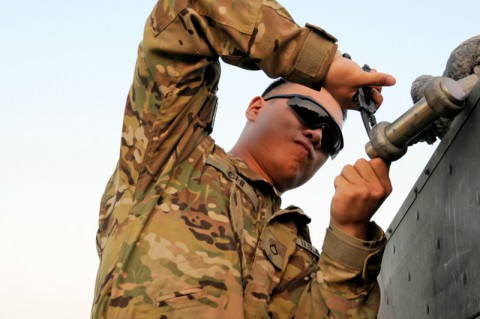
left=386, top=76, right=396, bottom=85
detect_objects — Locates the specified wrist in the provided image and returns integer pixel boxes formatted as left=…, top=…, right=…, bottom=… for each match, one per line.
left=330, top=218, right=370, bottom=240
left=322, top=221, right=387, bottom=284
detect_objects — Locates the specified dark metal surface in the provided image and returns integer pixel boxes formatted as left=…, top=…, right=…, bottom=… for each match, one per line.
left=378, top=80, right=480, bottom=319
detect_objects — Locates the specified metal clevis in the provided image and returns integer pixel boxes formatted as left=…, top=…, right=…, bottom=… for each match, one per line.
left=365, top=36, right=480, bottom=161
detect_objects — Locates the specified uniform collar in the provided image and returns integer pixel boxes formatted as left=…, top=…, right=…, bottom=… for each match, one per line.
left=227, top=152, right=282, bottom=197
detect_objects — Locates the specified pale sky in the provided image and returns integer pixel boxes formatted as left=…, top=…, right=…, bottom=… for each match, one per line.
left=0, top=0, right=477, bottom=318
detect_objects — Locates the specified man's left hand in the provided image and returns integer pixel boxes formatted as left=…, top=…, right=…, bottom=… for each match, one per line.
left=330, top=158, right=392, bottom=240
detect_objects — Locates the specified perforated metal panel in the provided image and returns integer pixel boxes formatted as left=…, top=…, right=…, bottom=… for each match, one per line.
left=378, top=80, right=480, bottom=319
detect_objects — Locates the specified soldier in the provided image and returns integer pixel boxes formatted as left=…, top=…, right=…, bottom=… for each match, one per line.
left=91, top=0, right=395, bottom=318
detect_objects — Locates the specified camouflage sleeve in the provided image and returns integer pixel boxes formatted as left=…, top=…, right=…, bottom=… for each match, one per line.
left=128, top=0, right=338, bottom=193
left=146, top=0, right=338, bottom=89
left=317, top=222, right=387, bottom=317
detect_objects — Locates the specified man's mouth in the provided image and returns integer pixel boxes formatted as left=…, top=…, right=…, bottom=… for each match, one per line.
left=295, top=140, right=313, bottom=159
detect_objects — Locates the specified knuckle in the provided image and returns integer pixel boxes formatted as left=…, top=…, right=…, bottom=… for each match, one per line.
left=371, top=188, right=385, bottom=200
left=341, top=164, right=354, bottom=175
left=354, top=158, right=368, bottom=167
left=385, top=183, right=393, bottom=195
left=352, top=185, right=370, bottom=200
left=333, top=175, right=341, bottom=185
left=370, top=183, right=390, bottom=200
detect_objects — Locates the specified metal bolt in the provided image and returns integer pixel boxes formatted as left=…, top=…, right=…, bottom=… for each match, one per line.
left=424, top=168, right=431, bottom=175
left=414, top=187, right=419, bottom=195
left=440, top=78, right=466, bottom=105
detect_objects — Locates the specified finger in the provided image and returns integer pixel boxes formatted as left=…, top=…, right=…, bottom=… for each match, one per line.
left=371, top=88, right=384, bottom=108
left=333, top=174, right=348, bottom=189
left=366, top=70, right=383, bottom=93
left=361, top=72, right=396, bottom=87
left=370, top=157, right=390, bottom=174
left=333, top=174, right=356, bottom=194
left=353, top=159, right=392, bottom=199
left=338, top=164, right=366, bottom=186
left=352, top=158, right=380, bottom=184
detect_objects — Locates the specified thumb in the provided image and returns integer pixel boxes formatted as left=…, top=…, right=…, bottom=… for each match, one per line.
left=369, top=158, right=393, bottom=194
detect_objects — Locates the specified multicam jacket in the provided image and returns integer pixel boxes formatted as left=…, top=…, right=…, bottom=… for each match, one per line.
left=92, top=0, right=387, bottom=318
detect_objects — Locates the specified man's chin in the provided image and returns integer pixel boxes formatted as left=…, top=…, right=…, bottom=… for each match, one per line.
left=276, top=174, right=311, bottom=193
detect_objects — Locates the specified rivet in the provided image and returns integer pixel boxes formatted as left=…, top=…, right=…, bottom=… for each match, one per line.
left=387, top=228, right=393, bottom=234
left=414, top=187, right=419, bottom=195
left=415, top=210, right=420, bottom=221
left=461, top=272, right=467, bottom=285
left=424, top=168, right=431, bottom=175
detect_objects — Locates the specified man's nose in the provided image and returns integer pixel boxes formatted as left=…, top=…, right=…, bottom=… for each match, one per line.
left=304, top=127, right=323, bottom=149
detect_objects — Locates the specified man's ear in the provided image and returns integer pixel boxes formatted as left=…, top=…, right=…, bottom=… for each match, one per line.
left=246, top=96, right=264, bottom=122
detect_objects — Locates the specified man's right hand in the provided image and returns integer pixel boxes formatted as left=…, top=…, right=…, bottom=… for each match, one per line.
left=324, top=51, right=396, bottom=110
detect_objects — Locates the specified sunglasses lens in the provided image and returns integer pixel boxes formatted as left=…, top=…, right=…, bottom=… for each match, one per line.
left=287, top=97, right=343, bottom=157
left=322, top=125, right=343, bottom=158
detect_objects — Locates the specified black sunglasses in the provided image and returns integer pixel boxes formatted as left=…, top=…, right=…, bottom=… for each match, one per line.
left=263, top=94, right=344, bottom=158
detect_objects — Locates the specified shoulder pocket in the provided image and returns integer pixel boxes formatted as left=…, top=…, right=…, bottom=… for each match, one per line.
left=150, top=0, right=261, bottom=36
left=262, top=227, right=289, bottom=271
left=149, top=0, right=190, bottom=35
left=197, top=0, right=261, bottom=35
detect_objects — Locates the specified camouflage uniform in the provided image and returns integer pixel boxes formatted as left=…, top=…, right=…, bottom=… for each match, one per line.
left=92, top=0, right=387, bottom=318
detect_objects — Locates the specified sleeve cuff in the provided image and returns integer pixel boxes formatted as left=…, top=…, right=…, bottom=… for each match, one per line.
left=322, top=221, right=387, bottom=282
left=289, top=23, right=338, bottom=90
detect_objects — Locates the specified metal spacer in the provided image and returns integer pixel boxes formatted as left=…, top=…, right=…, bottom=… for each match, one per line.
left=367, top=122, right=408, bottom=161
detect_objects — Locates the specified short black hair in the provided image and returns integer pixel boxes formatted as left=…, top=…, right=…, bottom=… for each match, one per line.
left=262, top=78, right=288, bottom=98
left=262, top=78, right=348, bottom=121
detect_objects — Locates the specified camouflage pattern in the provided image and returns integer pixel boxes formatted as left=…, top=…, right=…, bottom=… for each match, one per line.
left=91, top=0, right=385, bottom=318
